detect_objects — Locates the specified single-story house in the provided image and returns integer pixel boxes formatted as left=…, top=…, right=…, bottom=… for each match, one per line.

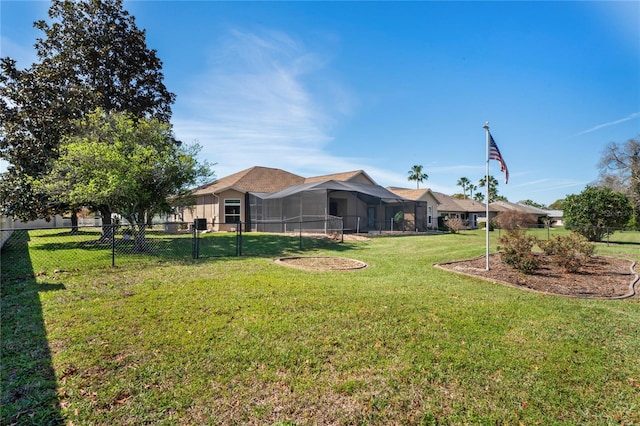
left=544, top=210, right=564, bottom=227
left=433, top=192, right=494, bottom=229
left=177, top=166, right=433, bottom=233
left=177, top=166, right=304, bottom=230
left=490, top=201, right=550, bottom=225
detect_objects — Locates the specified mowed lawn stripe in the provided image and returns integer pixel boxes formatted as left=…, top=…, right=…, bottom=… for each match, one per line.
left=2, top=230, right=639, bottom=424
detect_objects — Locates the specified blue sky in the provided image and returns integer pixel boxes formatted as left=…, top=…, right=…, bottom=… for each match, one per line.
left=2, top=1, right=639, bottom=206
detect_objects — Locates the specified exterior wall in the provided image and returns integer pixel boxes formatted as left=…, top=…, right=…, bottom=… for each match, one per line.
left=180, top=193, right=219, bottom=230
left=181, top=190, right=247, bottom=232
left=217, top=189, right=245, bottom=232
left=425, top=194, right=439, bottom=229
left=413, top=193, right=440, bottom=230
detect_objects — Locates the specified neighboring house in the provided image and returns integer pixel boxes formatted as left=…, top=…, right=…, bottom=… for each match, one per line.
left=490, top=201, right=550, bottom=225
left=544, top=209, right=564, bottom=227
left=386, top=187, right=440, bottom=231
left=179, top=166, right=412, bottom=233
left=433, top=193, right=493, bottom=229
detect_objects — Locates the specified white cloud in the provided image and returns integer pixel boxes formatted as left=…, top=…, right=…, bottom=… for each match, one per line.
left=528, top=180, right=589, bottom=194
left=574, top=112, right=640, bottom=137
left=172, top=27, right=359, bottom=180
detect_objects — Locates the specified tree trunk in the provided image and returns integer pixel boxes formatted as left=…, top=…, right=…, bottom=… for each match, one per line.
left=98, top=205, right=113, bottom=241
left=134, top=223, right=148, bottom=252
left=70, top=209, right=79, bottom=234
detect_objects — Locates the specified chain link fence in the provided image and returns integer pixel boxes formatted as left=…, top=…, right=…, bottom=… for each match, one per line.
left=1, top=219, right=344, bottom=280
left=492, top=224, right=640, bottom=245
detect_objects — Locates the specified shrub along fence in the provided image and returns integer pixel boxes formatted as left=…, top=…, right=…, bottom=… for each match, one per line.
left=0, top=219, right=344, bottom=279
left=494, top=225, right=639, bottom=245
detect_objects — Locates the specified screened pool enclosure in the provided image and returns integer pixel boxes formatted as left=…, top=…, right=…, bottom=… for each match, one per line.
left=248, top=180, right=410, bottom=234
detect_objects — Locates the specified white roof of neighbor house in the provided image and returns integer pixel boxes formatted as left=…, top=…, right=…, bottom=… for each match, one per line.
left=491, top=201, right=549, bottom=215
left=544, top=209, right=563, bottom=217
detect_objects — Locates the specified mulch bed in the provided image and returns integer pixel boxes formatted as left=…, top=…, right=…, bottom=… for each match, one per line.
left=275, top=256, right=368, bottom=271
left=436, top=253, right=639, bottom=299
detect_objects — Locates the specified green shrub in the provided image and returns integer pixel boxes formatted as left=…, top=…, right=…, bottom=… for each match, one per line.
left=540, top=233, right=595, bottom=273
left=498, top=229, right=540, bottom=274
left=564, top=186, right=633, bottom=241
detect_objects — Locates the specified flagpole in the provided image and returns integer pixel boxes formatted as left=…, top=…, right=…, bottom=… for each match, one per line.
left=483, top=122, right=490, bottom=270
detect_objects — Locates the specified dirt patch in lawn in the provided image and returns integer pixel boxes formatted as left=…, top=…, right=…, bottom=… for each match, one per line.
left=275, top=256, right=367, bottom=271
left=436, top=253, right=638, bottom=299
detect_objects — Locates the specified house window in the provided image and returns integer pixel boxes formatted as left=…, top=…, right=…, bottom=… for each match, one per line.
left=428, top=206, right=432, bottom=225
left=224, top=199, right=241, bottom=224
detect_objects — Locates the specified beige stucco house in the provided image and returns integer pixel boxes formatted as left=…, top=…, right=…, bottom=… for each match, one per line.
left=177, top=166, right=425, bottom=233
left=178, top=166, right=304, bottom=231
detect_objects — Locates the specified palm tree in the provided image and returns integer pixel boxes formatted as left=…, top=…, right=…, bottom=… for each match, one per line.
left=408, top=165, right=428, bottom=189
left=473, top=192, right=485, bottom=202
left=456, top=177, right=471, bottom=198
left=478, top=175, right=499, bottom=202
left=469, top=184, right=478, bottom=199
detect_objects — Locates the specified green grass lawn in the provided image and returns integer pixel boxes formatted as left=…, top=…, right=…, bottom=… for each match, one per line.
left=2, top=230, right=639, bottom=425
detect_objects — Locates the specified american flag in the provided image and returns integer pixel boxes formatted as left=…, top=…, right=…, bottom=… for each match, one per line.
left=489, top=132, right=509, bottom=184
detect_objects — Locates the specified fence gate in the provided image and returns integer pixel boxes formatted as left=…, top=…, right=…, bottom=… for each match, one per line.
left=192, top=222, right=241, bottom=258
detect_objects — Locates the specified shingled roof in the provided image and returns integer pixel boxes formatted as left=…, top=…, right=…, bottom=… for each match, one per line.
left=387, top=187, right=441, bottom=204
left=192, top=166, right=304, bottom=196
left=432, top=192, right=493, bottom=213
left=490, top=201, right=549, bottom=215
left=304, top=170, right=375, bottom=184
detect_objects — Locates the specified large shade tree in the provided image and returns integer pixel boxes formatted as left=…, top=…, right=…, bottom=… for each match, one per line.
left=37, top=109, right=211, bottom=250
left=564, top=186, right=632, bottom=242
left=0, top=0, right=175, bottom=222
left=597, top=136, right=640, bottom=229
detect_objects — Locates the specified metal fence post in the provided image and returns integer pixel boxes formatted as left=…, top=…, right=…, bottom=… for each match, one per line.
left=192, top=225, right=198, bottom=259
left=547, top=221, right=550, bottom=240
left=237, top=222, right=242, bottom=256
left=111, top=224, right=115, bottom=267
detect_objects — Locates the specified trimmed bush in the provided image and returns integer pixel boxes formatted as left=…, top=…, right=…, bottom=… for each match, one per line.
left=498, top=229, right=540, bottom=274
left=540, top=233, right=595, bottom=273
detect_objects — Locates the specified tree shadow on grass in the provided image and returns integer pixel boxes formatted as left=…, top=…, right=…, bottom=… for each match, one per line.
left=240, top=234, right=362, bottom=257
left=1, top=231, right=65, bottom=425
left=5, top=231, right=363, bottom=274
